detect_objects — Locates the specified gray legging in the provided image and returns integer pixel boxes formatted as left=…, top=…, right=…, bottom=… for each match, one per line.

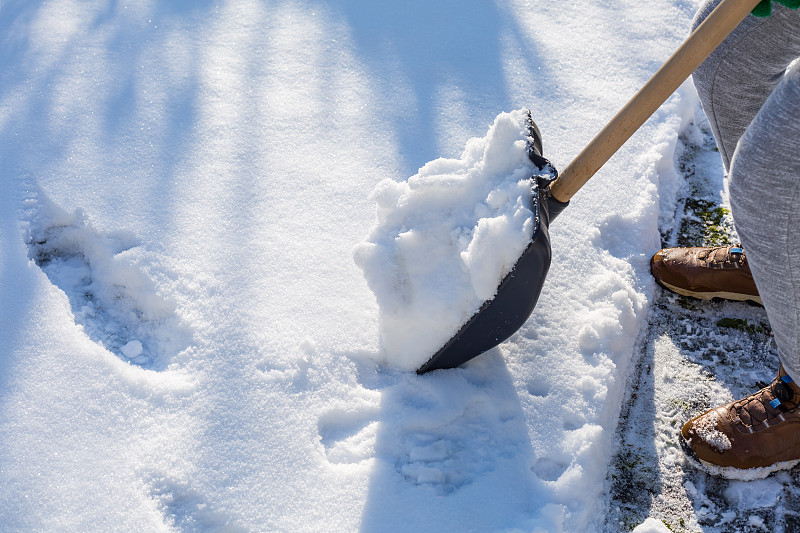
left=692, top=1, right=800, bottom=379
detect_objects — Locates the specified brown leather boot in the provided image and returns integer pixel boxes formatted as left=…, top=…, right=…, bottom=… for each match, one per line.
left=681, top=367, right=800, bottom=479
left=651, top=244, right=761, bottom=305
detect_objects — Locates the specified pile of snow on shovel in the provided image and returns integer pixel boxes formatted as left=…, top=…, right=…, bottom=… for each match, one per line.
left=355, top=109, right=541, bottom=371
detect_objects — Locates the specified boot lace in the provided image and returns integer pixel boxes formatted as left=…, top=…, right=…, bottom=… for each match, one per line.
left=730, top=374, right=796, bottom=432
left=698, top=244, right=746, bottom=268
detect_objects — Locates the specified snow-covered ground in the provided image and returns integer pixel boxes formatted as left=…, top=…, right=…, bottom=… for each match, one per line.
left=2, top=0, right=765, bottom=531
left=607, top=119, right=800, bottom=533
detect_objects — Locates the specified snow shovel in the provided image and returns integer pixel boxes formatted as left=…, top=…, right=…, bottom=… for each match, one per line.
left=417, top=0, right=762, bottom=373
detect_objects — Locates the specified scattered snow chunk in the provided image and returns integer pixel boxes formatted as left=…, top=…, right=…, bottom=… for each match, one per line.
left=402, top=463, right=445, bottom=484
left=122, top=340, right=144, bottom=359
left=683, top=480, right=698, bottom=498
left=747, top=515, right=767, bottom=530
left=578, top=375, right=600, bottom=398
left=632, top=517, right=671, bottom=533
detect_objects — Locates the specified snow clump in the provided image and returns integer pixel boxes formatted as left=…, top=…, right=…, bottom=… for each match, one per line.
left=354, top=109, right=540, bottom=371
left=694, top=411, right=732, bottom=452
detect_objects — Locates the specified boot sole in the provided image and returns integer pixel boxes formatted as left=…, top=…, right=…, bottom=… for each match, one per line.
left=657, top=279, right=763, bottom=306
left=681, top=435, right=799, bottom=479
left=696, top=457, right=800, bottom=480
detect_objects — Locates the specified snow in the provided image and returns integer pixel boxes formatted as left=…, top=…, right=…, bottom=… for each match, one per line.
left=632, top=518, right=672, bottom=533
left=122, top=340, right=144, bottom=359
left=693, top=410, right=733, bottom=452
left=0, top=0, right=709, bottom=531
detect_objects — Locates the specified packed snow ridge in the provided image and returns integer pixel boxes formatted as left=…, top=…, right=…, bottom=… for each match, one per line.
left=354, top=109, right=542, bottom=371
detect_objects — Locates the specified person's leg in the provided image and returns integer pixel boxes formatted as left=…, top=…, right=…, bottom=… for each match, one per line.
left=729, top=60, right=800, bottom=379
left=691, top=1, right=800, bottom=171
left=677, top=4, right=800, bottom=478
left=650, top=4, right=800, bottom=306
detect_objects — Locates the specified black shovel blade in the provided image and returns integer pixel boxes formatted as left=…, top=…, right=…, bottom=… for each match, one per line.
left=416, top=117, right=568, bottom=374
left=416, top=188, right=567, bottom=373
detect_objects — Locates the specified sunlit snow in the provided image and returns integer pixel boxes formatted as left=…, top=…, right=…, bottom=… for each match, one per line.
left=0, top=1, right=702, bottom=531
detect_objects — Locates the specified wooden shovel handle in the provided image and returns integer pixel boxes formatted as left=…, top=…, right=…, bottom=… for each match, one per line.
left=548, top=0, right=762, bottom=203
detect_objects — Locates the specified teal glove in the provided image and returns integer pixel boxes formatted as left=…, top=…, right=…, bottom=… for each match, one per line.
left=753, top=0, right=800, bottom=17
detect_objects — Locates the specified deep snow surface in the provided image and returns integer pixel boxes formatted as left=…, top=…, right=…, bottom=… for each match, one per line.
left=0, top=1, right=702, bottom=531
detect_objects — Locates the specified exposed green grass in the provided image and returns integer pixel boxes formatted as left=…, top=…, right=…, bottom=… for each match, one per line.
left=716, top=317, right=771, bottom=335
left=678, top=197, right=731, bottom=247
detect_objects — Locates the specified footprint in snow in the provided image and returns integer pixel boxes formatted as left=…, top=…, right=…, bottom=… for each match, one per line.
left=526, top=379, right=550, bottom=398
left=318, top=408, right=379, bottom=465
left=22, top=187, right=192, bottom=370
left=144, top=474, right=245, bottom=533
left=383, top=375, right=529, bottom=496
left=398, top=433, right=468, bottom=494
left=532, top=457, right=569, bottom=482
